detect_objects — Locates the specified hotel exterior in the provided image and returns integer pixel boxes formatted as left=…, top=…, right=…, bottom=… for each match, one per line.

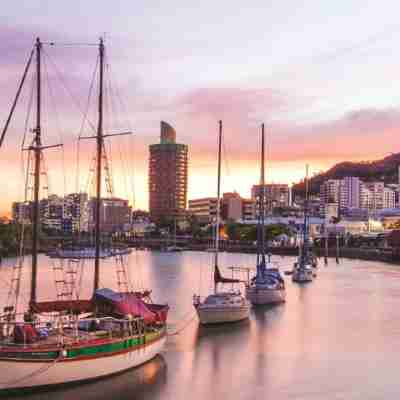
left=188, top=192, right=254, bottom=223
left=149, top=121, right=188, bottom=221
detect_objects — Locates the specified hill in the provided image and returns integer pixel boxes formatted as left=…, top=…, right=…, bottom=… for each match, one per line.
left=292, top=153, right=400, bottom=198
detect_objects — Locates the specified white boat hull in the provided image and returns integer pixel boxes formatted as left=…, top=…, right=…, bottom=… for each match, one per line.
left=246, top=287, right=286, bottom=305
left=195, top=305, right=250, bottom=324
left=0, top=336, right=166, bottom=392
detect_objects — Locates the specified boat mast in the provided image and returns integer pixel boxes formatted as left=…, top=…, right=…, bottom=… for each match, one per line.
left=302, top=164, right=309, bottom=261
left=94, top=38, right=104, bottom=293
left=174, top=218, right=177, bottom=248
left=30, top=37, right=42, bottom=307
left=214, top=120, right=222, bottom=293
left=257, top=123, right=266, bottom=267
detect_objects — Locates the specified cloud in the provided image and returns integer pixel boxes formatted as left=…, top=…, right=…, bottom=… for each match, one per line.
left=128, top=86, right=400, bottom=168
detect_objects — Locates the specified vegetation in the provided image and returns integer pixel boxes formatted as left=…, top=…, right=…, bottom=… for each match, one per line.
left=224, top=222, right=293, bottom=241
left=0, top=223, right=29, bottom=257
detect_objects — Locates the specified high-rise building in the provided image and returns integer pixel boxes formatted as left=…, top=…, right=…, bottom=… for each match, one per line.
left=40, top=194, right=64, bottom=232
left=320, top=177, right=396, bottom=216
left=383, top=187, right=396, bottom=209
left=362, top=182, right=384, bottom=211
left=340, top=177, right=361, bottom=209
left=319, top=179, right=341, bottom=211
left=63, top=193, right=89, bottom=233
left=149, top=121, right=188, bottom=221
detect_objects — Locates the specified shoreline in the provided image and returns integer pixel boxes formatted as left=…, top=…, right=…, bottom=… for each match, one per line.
left=1, top=242, right=398, bottom=266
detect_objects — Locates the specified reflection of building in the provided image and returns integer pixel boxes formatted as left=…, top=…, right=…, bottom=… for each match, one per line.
left=89, top=198, right=131, bottom=233
left=188, top=192, right=254, bottom=223
left=149, top=121, right=188, bottom=221
left=251, top=184, right=290, bottom=215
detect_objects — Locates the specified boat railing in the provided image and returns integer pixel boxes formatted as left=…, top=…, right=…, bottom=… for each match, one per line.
left=0, top=315, right=148, bottom=348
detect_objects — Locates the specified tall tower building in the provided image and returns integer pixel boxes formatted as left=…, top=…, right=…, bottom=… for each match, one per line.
left=149, top=121, right=188, bottom=221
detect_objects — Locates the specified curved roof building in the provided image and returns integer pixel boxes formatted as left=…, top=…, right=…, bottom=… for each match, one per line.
left=149, top=122, right=188, bottom=221
left=160, top=121, right=176, bottom=144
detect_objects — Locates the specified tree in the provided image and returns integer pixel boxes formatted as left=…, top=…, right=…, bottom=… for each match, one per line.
left=226, top=222, right=240, bottom=240
left=186, top=214, right=202, bottom=238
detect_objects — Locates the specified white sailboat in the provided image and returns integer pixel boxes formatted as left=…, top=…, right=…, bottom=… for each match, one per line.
left=292, top=165, right=316, bottom=283
left=193, top=121, right=249, bottom=324
left=246, top=124, right=286, bottom=305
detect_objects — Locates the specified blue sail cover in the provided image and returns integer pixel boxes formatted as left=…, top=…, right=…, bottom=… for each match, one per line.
left=254, top=259, right=284, bottom=285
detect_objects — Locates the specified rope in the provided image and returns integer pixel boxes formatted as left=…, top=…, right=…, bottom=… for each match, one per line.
left=44, top=49, right=97, bottom=134
left=42, top=53, right=67, bottom=200
left=167, top=309, right=197, bottom=336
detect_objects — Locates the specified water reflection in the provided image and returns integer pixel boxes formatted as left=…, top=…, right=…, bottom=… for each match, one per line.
left=8, top=356, right=167, bottom=400
left=1, top=253, right=400, bottom=399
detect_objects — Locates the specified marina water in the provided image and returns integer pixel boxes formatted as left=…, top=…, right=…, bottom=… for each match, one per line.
left=0, top=251, right=399, bottom=399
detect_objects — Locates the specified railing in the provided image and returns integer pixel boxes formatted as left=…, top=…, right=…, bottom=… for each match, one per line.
left=0, top=315, right=149, bottom=349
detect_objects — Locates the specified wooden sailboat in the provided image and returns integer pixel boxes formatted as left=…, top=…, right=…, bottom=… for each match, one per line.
left=292, top=165, right=316, bottom=283
left=0, top=38, right=168, bottom=393
left=193, top=121, right=249, bottom=324
left=245, top=124, right=285, bottom=305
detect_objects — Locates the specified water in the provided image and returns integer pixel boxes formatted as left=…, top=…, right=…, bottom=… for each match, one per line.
left=1, top=251, right=400, bottom=399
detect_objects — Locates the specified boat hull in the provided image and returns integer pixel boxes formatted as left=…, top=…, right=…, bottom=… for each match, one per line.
left=0, top=335, right=166, bottom=392
left=195, top=305, right=250, bottom=324
left=246, top=287, right=286, bottom=305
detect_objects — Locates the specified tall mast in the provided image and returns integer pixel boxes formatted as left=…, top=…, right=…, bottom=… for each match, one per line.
left=214, top=120, right=222, bottom=292
left=257, top=123, right=266, bottom=267
left=94, top=38, right=104, bottom=293
left=30, top=37, right=42, bottom=306
left=303, top=164, right=309, bottom=259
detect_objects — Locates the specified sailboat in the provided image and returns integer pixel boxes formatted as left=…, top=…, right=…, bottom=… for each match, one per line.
left=0, top=38, right=168, bottom=392
left=246, top=124, right=285, bottom=305
left=292, top=165, right=316, bottom=283
left=193, top=121, right=250, bottom=324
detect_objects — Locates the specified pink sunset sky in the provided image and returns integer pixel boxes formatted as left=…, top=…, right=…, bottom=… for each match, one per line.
left=1, top=1, right=400, bottom=216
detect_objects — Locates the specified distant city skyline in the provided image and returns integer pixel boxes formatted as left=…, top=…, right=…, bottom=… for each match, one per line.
left=2, top=1, right=400, bottom=215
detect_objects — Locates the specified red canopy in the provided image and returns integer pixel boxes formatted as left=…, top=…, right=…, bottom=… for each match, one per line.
left=93, top=289, right=168, bottom=324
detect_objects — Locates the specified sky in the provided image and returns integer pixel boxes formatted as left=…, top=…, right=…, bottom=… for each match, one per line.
left=2, top=1, right=400, bottom=215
